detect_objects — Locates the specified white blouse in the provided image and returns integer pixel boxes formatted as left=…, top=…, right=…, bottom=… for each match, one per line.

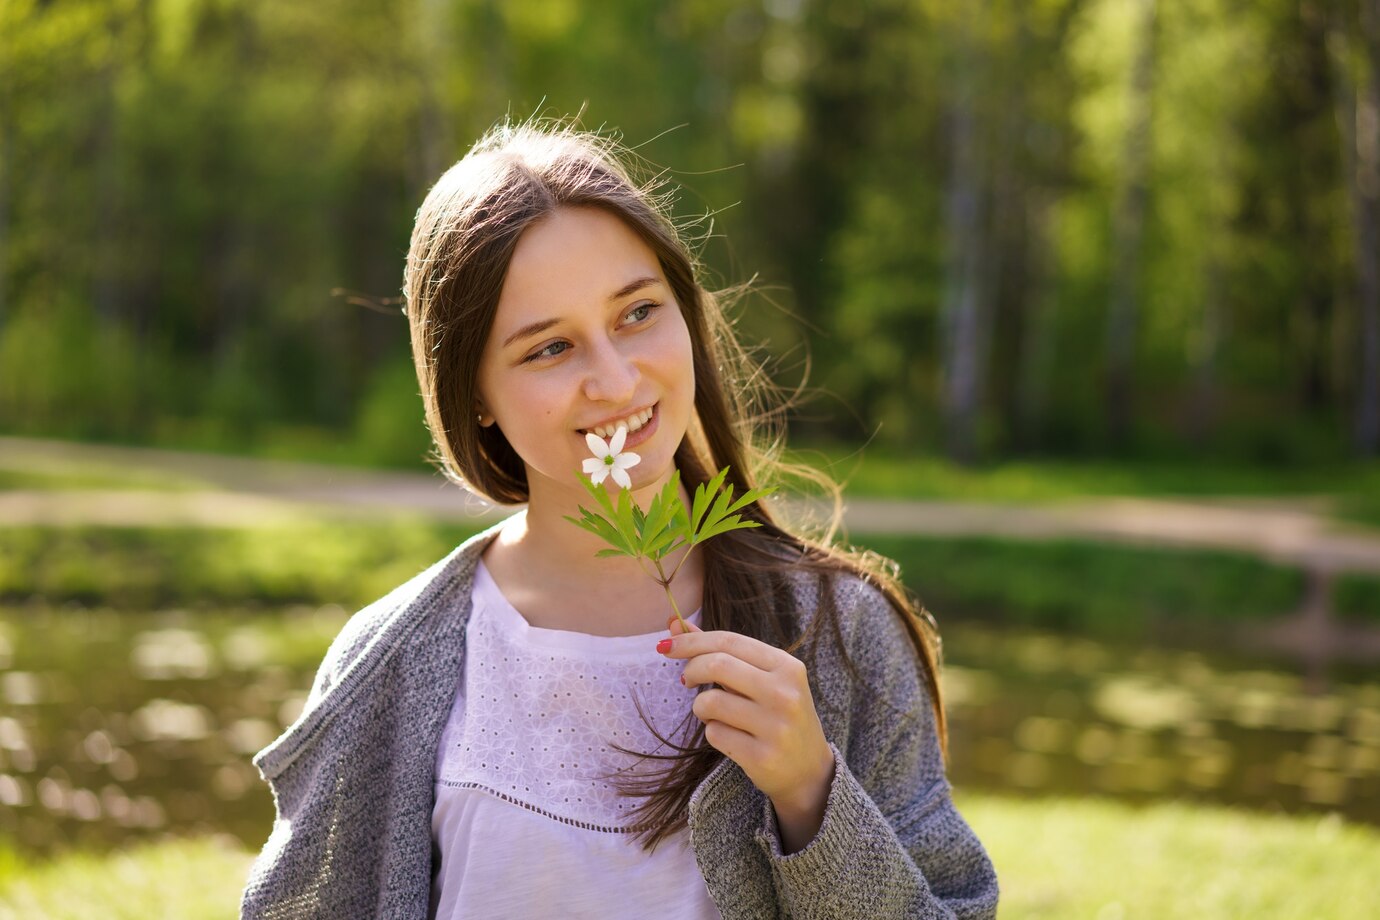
left=429, top=561, right=722, bottom=920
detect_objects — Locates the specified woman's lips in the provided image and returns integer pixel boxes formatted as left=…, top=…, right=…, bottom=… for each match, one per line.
left=622, top=402, right=659, bottom=449
left=579, top=402, right=659, bottom=450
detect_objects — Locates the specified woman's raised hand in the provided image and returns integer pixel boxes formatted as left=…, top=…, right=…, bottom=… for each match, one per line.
left=658, top=617, right=836, bottom=854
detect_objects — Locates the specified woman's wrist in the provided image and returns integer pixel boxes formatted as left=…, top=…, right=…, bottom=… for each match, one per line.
left=769, top=748, right=836, bottom=854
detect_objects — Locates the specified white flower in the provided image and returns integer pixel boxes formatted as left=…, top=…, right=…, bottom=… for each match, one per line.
left=582, top=425, right=641, bottom=489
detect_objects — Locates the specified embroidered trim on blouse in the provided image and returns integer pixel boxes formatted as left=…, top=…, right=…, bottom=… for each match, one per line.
left=439, top=779, right=655, bottom=835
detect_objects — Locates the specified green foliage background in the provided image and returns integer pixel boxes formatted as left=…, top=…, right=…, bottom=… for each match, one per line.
left=1, top=0, right=1377, bottom=464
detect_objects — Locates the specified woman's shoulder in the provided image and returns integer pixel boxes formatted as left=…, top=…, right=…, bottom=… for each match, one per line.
left=253, top=522, right=504, bottom=780
left=315, top=524, right=500, bottom=686
left=787, top=565, right=932, bottom=719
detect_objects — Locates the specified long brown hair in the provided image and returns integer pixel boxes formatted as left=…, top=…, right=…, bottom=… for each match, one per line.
left=402, top=119, right=945, bottom=851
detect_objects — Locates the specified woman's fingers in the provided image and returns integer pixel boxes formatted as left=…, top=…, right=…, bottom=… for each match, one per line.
left=666, top=614, right=701, bottom=636
left=680, top=650, right=769, bottom=698
left=700, top=717, right=761, bottom=766
left=692, top=687, right=768, bottom=736
left=659, top=628, right=783, bottom=673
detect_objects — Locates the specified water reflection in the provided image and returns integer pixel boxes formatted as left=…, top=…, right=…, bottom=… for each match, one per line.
left=943, top=623, right=1380, bottom=819
left=0, top=604, right=343, bottom=854
left=1, top=607, right=1377, bottom=856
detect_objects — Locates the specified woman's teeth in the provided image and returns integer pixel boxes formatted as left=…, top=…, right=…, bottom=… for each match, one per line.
left=587, top=407, right=654, bottom=440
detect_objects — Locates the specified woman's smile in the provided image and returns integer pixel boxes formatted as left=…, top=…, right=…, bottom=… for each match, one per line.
left=579, top=402, right=659, bottom=447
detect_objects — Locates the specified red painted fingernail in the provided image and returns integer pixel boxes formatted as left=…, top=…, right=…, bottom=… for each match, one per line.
left=680, top=674, right=686, bottom=686
left=656, top=638, right=673, bottom=654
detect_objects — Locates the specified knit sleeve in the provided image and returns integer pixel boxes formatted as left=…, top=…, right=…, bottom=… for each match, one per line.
left=751, top=577, right=999, bottom=920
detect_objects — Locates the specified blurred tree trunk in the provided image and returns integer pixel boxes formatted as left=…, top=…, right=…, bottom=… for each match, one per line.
left=1362, top=2, right=1380, bottom=454
left=1188, top=253, right=1224, bottom=446
left=778, top=2, right=884, bottom=333
left=414, top=0, right=452, bottom=189
left=1011, top=0, right=1086, bottom=452
left=1289, top=2, right=1343, bottom=418
left=1104, top=0, right=1157, bottom=449
left=987, top=15, right=1026, bottom=457
left=1014, top=188, right=1055, bottom=451
left=91, top=12, right=120, bottom=326
left=0, top=118, right=9, bottom=328
left=939, top=3, right=989, bottom=465
left=1331, top=1, right=1380, bottom=454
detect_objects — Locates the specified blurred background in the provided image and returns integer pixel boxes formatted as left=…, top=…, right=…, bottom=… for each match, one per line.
left=2, top=0, right=1380, bottom=916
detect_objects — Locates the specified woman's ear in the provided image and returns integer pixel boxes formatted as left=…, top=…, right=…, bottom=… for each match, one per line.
left=475, top=401, right=494, bottom=428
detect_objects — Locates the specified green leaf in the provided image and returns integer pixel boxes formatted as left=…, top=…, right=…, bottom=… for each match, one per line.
left=689, top=476, right=778, bottom=544
left=726, top=484, right=776, bottom=516
left=643, top=528, right=684, bottom=559
left=564, top=509, right=635, bottom=556
left=690, top=467, right=729, bottom=534
left=580, top=475, right=619, bottom=519
left=641, top=472, right=680, bottom=545
left=615, top=488, right=637, bottom=543
left=698, top=514, right=764, bottom=541
left=695, top=481, right=738, bottom=543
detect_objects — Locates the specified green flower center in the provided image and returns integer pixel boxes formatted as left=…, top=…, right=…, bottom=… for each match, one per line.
left=604, top=455, right=615, bottom=466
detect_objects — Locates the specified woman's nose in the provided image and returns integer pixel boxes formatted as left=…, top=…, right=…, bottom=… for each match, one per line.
left=583, top=337, right=638, bottom=404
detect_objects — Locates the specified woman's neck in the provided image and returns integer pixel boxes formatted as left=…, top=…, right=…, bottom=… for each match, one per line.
left=482, top=467, right=704, bottom=634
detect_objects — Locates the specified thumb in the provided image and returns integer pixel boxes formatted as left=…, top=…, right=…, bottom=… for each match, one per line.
left=666, top=614, right=703, bottom=636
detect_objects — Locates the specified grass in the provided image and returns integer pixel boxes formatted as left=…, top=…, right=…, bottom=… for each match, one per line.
left=0, top=836, right=254, bottom=920
left=788, top=445, right=1380, bottom=504
left=0, top=468, right=206, bottom=492
left=0, top=522, right=481, bottom=611
left=957, top=793, right=1380, bottom=919
left=859, top=534, right=1315, bottom=634
left=1336, top=492, right=1380, bottom=530
left=3, top=796, right=1377, bottom=919
left=1336, top=573, right=1380, bottom=624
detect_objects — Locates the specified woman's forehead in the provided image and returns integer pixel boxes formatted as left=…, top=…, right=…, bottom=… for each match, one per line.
left=496, top=208, right=665, bottom=321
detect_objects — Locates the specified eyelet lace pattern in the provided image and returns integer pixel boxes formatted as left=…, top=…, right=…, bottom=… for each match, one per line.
left=435, top=562, right=698, bottom=832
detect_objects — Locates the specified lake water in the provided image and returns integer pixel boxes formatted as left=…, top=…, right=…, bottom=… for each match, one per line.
left=1, top=605, right=1377, bottom=855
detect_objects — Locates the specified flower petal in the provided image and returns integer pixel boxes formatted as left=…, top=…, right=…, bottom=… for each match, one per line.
left=608, top=426, right=627, bottom=455
left=588, top=465, right=609, bottom=485
left=611, top=466, right=632, bottom=490
left=585, top=432, right=610, bottom=458
left=614, top=451, right=641, bottom=471
left=582, top=458, right=605, bottom=474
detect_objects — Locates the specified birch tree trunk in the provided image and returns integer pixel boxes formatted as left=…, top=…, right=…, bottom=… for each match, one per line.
left=939, top=4, right=988, bottom=464
left=1329, top=1, right=1380, bottom=455
left=414, top=0, right=452, bottom=190
left=1104, top=0, right=1157, bottom=448
left=1354, top=2, right=1380, bottom=454
left=0, top=118, right=9, bottom=328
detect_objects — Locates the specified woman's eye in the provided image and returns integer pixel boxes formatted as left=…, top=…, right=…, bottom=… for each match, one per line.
left=524, top=340, right=570, bottom=363
left=624, top=302, right=658, bottom=324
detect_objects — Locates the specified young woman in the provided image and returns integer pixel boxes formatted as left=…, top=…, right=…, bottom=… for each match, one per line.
left=240, top=122, right=998, bottom=919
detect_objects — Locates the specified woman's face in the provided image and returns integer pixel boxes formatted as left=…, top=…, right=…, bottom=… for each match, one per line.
left=476, top=206, right=696, bottom=504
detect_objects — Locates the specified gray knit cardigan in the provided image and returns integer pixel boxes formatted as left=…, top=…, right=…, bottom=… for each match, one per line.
left=240, top=520, right=998, bottom=919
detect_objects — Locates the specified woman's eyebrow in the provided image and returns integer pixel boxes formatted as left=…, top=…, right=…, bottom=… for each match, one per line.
left=608, top=275, right=661, bottom=301
left=503, top=318, right=561, bottom=348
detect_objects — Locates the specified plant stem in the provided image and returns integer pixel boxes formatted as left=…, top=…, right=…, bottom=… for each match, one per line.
left=652, top=558, right=689, bottom=630
left=665, top=542, right=696, bottom=586
left=663, top=583, right=687, bottom=630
